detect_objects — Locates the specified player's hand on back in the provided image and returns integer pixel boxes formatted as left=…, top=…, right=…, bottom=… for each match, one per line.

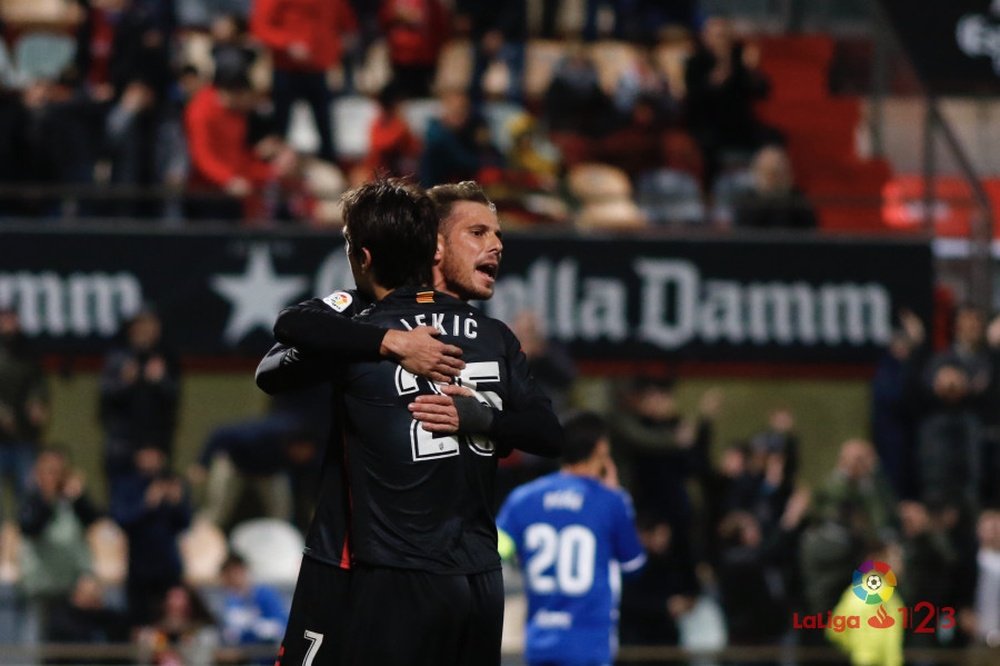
left=381, top=326, right=465, bottom=383
left=409, top=384, right=481, bottom=434
left=409, top=393, right=460, bottom=433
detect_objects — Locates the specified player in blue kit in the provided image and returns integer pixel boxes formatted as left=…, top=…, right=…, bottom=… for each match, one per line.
left=497, top=412, right=646, bottom=666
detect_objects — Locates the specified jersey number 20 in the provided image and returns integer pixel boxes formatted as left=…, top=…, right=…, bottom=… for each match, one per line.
left=524, top=523, right=597, bottom=596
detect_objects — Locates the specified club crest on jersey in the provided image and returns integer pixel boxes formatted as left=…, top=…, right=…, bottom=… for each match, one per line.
left=322, top=290, right=353, bottom=312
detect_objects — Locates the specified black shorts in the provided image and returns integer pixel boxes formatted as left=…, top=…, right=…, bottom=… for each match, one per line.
left=278, top=555, right=351, bottom=666
left=341, top=565, right=504, bottom=666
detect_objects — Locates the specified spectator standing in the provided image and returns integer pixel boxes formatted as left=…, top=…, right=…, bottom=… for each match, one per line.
left=509, top=310, right=577, bottom=417
left=108, top=0, right=176, bottom=98
left=18, top=450, right=100, bottom=641
left=379, top=0, right=450, bottom=98
left=683, top=17, right=781, bottom=187
left=360, top=84, right=421, bottom=181
left=184, top=70, right=298, bottom=220
left=0, top=307, right=48, bottom=516
left=929, top=305, right=993, bottom=401
left=897, top=500, right=957, bottom=653
left=251, top=0, right=357, bottom=162
left=917, top=360, right=982, bottom=512
left=812, top=439, right=897, bottom=545
left=418, top=89, right=501, bottom=187
left=972, top=510, right=1000, bottom=646
left=192, top=413, right=304, bottom=528
left=217, top=553, right=288, bottom=649
left=111, top=446, right=191, bottom=625
left=619, top=516, right=698, bottom=653
left=544, top=47, right=618, bottom=164
left=211, top=14, right=258, bottom=84
left=610, top=378, right=717, bottom=528
left=871, top=311, right=925, bottom=498
left=457, top=0, right=528, bottom=104
left=104, top=0, right=178, bottom=218
left=99, top=307, right=179, bottom=491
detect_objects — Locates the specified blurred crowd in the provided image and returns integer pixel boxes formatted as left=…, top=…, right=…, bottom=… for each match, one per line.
left=0, top=0, right=817, bottom=230
left=4, top=294, right=1000, bottom=659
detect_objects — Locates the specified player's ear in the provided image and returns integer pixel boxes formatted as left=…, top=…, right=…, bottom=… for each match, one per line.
left=434, top=233, right=444, bottom=265
left=360, top=247, right=373, bottom=273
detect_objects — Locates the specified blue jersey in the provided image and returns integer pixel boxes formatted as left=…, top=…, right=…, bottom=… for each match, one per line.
left=497, top=472, right=646, bottom=665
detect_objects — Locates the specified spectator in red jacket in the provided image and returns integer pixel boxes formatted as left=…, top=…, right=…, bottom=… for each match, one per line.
left=251, top=0, right=357, bottom=163
left=184, top=71, right=279, bottom=221
left=379, top=0, right=449, bottom=98
left=358, top=83, right=421, bottom=181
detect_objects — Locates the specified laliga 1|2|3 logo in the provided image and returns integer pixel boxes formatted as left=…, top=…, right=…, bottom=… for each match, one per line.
left=792, top=560, right=956, bottom=634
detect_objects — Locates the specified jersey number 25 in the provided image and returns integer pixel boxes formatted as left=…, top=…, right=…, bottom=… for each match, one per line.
left=395, top=362, right=503, bottom=462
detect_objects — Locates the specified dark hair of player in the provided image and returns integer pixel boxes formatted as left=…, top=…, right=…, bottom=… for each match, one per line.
left=341, top=178, right=438, bottom=289
left=427, top=181, right=496, bottom=229
left=561, top=411, right=608, bottom=465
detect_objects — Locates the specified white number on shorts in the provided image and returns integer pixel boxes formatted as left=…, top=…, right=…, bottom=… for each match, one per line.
left=302, top=630, right=323, bottom=666
left=524, top=523, right=597, bottom=596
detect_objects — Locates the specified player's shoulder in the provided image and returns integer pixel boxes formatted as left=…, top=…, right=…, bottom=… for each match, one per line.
left=504, top=471, right=562, bottom=506
left=577, top=476, right=635, bottom=509
left=319, top=289, right=361, bottom=314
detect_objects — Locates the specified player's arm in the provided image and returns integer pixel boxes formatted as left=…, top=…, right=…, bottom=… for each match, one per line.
left=257, top=294, right=465, bottom=394
left=275, top=297, right=465, bottom=381
left=612, top=491, right=647, bottom=579
left=255, top=343, right=336, bottom=395
left=410, top=322, right=564, bottom=457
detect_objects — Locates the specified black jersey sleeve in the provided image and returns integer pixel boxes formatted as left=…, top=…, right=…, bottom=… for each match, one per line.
left=489, top=322, right=565, bottom=459
left=258, top=291, right=382, bottom=394
left=274, top=297, right=387, bottom=357
left=255, top=343, right=334, bottom=394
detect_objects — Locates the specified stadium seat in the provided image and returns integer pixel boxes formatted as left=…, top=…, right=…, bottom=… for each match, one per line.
left=588, top=40, right=641, bottom=94
left=401, top=97, right=441, bottom=139
left=179, top=31, right=215, bottom=78
left=229, top=518, right=304, bottom=587
left=710, top=168, right=754, bottom=226
left=567, top=162, right=632, bottom=202
left=482, top=100, right=527, bottom=153
left=524, top=39, right=568, bottom=99
left=14, top=31, right=74, bottom=82
left=652, top=39, right=694, bottom=99
left=325, top=95, right=378, bottom=159
left=576, top=199, right=647, bottom=230
left=434, top=39, right=473, bottom=92
left=179, top=517, right=228, bottom=586
left=636, top=168, right=706, bottom=225
left=302, top=158, right=347, bottom=225
left=353, top=38, right=391, bottom=96
left=87, top=518, right=127, bottom=585
left=1, top=0, right=74, bottom=27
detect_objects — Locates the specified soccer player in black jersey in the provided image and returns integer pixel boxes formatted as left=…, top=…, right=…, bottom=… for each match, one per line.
left=260, top=180, right=562, bottom=666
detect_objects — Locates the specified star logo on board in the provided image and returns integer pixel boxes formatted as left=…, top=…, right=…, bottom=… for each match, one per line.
left=210, top=245, right=307, bottom=343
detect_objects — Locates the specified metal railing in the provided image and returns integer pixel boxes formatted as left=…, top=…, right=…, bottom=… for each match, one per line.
left=0, top=642, right=996, bottom=665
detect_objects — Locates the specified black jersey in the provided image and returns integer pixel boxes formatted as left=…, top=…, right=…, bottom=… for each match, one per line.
left=337, top=287, right=553, bottom=574
left=257, top=289, right=375, bottom=569
left=256, top=287, right=563, bottom=571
